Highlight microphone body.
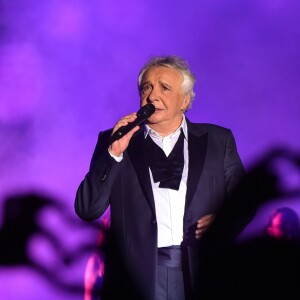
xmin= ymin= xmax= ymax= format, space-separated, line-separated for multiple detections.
xmin=109 ymin=103 xmax=155 ymax=145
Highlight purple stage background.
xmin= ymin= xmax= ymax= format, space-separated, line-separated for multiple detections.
xmin=0 ymin=0 xmax=299 ymax=299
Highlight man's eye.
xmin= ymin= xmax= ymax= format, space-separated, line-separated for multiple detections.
xmin=162 ymin=85 xmax=169 ymax=91
xmin=142 ymin=84 xmax=151 ymax=94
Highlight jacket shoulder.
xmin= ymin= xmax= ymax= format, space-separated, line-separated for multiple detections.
xmin=195 ymin=123 xmax=230 ymax=132
xmin=187 ymin=119 xmax=232 ymax=137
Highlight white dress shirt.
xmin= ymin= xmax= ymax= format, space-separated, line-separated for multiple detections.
xmin=144 ymin=116 xmax=189 ymax=248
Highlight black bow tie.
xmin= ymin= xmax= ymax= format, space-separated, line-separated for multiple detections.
xmin=144 ymin=131 xmax=184 ymax=191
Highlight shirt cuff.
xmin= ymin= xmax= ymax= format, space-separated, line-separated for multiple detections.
xmin=108 ymin=149 xmax=123 ymax=162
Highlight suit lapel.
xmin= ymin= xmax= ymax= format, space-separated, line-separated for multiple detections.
xmin=185 ymin=120 xmax=208 ymax=210
xmin=127 ymin=130 xmax=156 ymax=215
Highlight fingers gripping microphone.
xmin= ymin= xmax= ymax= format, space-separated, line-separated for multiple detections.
xmin=109 ymin=103 xmax=155 ymax=145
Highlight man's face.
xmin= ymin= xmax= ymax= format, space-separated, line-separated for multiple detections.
xmin=140 ymin=66 xmax=190 ymax=128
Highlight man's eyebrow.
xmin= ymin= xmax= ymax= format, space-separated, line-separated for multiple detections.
xmin=141 ymin=80 xmax=152 ymax=86
xmin=159 ymin=80 xmax=172 ymax=88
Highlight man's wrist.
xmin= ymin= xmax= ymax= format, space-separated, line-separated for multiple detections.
xmin=108 ymin=148 xmax=123 ymax=162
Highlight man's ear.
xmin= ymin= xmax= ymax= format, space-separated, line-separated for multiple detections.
xmin=181 ymin=95 xmax=191 ymax=111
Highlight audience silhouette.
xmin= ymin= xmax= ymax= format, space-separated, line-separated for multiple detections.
xmin=264 ymin=206 xmax=300 ymax=241
xmin=0 ymin=191 xmax=105 ymax=296
xmin=84 ymin=209 xmax=110 ymax=300
xmin=193 ymin=146 xmax=300 ymax=299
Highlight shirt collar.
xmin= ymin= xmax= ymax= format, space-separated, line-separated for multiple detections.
xmin=144 ymin=114 xmax=188 ymax=140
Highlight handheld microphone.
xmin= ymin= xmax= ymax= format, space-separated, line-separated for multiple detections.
xmin=109 ymin=103 xmax=155 ymax=145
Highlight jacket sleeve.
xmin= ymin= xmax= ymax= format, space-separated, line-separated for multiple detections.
xmin=222 ymin=129 xmax=256 ymax=237
xmin=223 ymin=129 xmax=246 ymax=197
xmin=74 ymin=130 xmax=120 ymax=221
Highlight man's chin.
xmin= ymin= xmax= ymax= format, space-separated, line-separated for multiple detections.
xmin=147 ymin=115 xmax=162 ymax=125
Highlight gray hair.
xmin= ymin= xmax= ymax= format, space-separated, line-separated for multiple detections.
xmin=138 ymin=55 xmax=196 ymax=111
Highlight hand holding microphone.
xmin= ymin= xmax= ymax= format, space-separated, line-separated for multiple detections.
xmin=109 ymin=103 xmax=155 ymax=155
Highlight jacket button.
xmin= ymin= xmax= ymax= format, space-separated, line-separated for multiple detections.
xmin=152 ymin=219 xmax=157 ymax=224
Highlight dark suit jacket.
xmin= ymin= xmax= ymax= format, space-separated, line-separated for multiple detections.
xmin=75 ymin=118 xmax=245 ymax=300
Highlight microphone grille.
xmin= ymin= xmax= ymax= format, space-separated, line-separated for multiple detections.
xmin=138 ymin=103 xmax=155 ymax=117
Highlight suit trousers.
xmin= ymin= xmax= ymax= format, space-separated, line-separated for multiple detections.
xmin=156 ymin=246 xmax=185 ymax=300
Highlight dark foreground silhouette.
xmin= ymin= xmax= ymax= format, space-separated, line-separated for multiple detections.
xmin=0 ymin=191 xmax=107 ymax=296
xmin=194 ymin=146 xmax=300 ymax=299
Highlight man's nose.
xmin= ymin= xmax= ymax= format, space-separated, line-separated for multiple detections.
xmin=147 ymin=87 xmax=159 ymax=102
